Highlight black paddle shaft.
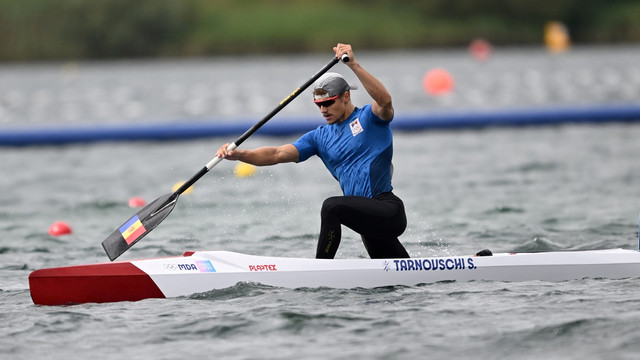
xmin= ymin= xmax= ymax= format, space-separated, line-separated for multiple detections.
xmin=102 ymin=54 xmax=347 ymax=261
xmin=175 ymin=54 xmax=348 ymax=195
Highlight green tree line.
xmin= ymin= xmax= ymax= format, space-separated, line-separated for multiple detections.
xmin=1 ymin=0 xmax=639 ymax=61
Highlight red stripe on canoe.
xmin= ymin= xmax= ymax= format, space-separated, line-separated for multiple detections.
xmin=29 ymin=262 xmax=165 ymax=305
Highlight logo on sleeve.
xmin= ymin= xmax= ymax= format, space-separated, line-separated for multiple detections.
xmin=350 ymin=118 xmax=363 ymax=136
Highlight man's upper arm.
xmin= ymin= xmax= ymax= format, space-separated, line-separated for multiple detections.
xmin=276 ymin=144 xmax=300 ymax=163
xmin=372 ymin=101 xmax=394 ymax=121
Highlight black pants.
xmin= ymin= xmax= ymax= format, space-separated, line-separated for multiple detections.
xmin=316 ymin=192 xmax=410 ymax=259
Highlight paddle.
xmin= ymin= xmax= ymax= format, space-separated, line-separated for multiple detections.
xmin=102 ymin=54 xmax=349 ymax=261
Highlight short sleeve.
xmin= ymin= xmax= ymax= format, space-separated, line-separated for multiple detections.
xmin=292 ymin=131 xmax=317 ymax=162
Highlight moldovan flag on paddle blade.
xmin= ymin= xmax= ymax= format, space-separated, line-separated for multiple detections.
xmin=119 ymin=215 xmax=146 ymax=245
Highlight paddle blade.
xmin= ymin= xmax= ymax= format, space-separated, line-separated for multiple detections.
xmin=102 ymin=192 xmax=179 ymax=261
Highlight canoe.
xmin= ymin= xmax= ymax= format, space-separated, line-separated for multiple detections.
xmin=29 ymin=248 xmax=640 ymax=305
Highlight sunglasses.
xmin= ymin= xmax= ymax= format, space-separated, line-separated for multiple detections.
xmin=314 ymin=93 xmax=341 ymax=108
xmin=315 ymin=98 xmax=336 ymax=108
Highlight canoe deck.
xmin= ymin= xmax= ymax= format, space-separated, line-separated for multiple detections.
xmin=29 ymin=248 xmax=640 ymax=306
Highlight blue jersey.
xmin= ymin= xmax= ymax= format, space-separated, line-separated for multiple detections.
xmin=293 ymin=105 xmax=394 ymax=197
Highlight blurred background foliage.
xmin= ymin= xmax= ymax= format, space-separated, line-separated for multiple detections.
xmin=1 ymin=0 xmax=640 ymax=61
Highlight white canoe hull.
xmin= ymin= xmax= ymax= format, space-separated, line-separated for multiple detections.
xmin=29 ymin=248 xmax=640 ymax=305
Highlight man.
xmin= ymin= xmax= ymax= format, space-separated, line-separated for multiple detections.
xmin=216 ymin=43 xmax=410 ymax=259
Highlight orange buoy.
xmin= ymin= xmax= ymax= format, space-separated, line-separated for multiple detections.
xmin=545 ymin=21 xmax=570 ymax=53
xmin=422 ymin=68 xmax=454 ymax=96
xmin=128 ymin=197 xmax=147 ymax=208
xmin=48 ymin=221 xmax=72 ymax=236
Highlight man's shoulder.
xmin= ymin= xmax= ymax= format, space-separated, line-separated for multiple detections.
xmin=355 ymin=104 xmax=390 ymax=125
xmin=355 ymin=104 xmax=372 ymax=115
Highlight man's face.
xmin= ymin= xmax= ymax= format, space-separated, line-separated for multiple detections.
xmin=315 ymin=92 xmax=348 ymax=124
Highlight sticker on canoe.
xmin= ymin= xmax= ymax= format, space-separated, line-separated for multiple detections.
xmin=392 ymin=257 xmax=476 ymax=272
xmin=195 ymin=260 xmax=216 ymax=273
xmin=249 ymin=264 xmax=278 ymax=272
xmin=162 ymin=260 xmax=216 ymax=273
xmin=119 ymin=215 xmax=147 ymax=245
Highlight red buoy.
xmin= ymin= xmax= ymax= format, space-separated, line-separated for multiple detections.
xmin=469 ymin=38 xmax=492 ymax=61
xmin=128 ymin=197 xmax=147 ymax=208
xmin=48 ymin=221 xmax=72 ymax=236
xmin=422 ymin=68 xmax=454 ymax=96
